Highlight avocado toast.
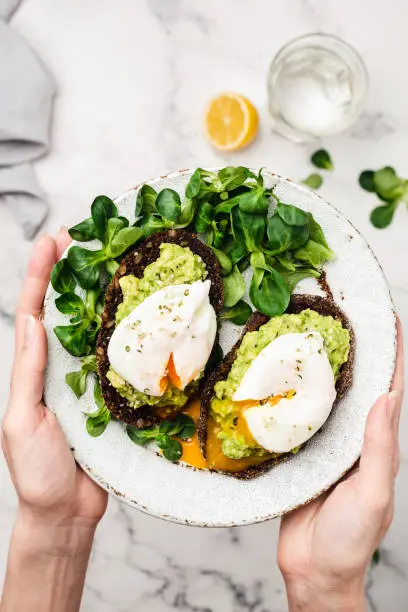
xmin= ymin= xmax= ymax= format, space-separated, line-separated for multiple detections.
xmin=198 ymin=294 xmax=355 ymax=479
xmin=96 ymin=229 xmax=224 ymax=428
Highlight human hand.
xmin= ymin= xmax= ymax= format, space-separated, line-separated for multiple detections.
xmin=278 ymin=319 xmax=404 ymax=612
xmin=2 ymin=231 xmax=108 ymax=534
xmin=1 ymin=231 xmax=108 ymax=611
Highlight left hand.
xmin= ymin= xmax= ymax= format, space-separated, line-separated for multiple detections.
xmin=2 ymin=230 xmax=108 ymax=531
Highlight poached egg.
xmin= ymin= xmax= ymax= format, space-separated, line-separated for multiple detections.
xmin=108 ymin=280 xmax=216 ymax=396
xmin=233 ymin=332 xmax=336 ymax=453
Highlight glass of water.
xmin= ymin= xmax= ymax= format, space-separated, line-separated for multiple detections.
xmin=267 ymin=33 xmax=369 ymax=142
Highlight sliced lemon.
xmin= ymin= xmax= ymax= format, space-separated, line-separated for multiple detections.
xmin=204 ymin=93 xmax=259 ymax=151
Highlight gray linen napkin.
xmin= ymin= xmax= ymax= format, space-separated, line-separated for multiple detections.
xmin=0 ymin=1 xmax=55 ymax=238
xmin=0 ymin=0 xmax=21 ymax=20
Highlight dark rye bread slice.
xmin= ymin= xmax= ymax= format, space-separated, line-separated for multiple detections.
xmin=96 ymin=229 xmax=224 ymax=428
xmin=198 ymin=294 xmax=355 ymax=480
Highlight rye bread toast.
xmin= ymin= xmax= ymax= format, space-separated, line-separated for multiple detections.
xmin=198 ymin=294 xmax=355 ymax=480
xmin=96 ymin=229 xmax=224 ymax=427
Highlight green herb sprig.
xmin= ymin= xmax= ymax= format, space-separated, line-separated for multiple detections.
xmin=302 ymin=173 xmax=323 ymax=190
xmin=311 ymin=149 xmax=334 ymax=171
xmin=301 ymin=149 xmax=335 ymax=191
xmin=67 ymin=195 xmax=144 ymax=289
xmin=371 ymin=548 xmax=381 ymax=566
xmin=219 ymin=300 xmax=252 ymax=325
xmin=51 ymin=272 xmax=103 ymax=357
xmin=359 ymin=166 xmax=408 ymax=228
xmin=65 ymin=355 xmax=97 ymax=398
xmin=127 ymin=414 xmax=195 ymax=462
xmin=84 ymin=379 xmax=111 ymax=437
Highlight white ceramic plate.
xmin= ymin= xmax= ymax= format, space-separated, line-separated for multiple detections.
xmin=43 ymin=169 xmax=396 ymax=527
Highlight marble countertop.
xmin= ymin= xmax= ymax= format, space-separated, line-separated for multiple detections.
xmin=1 ymin=0 xmax=408 ymax=610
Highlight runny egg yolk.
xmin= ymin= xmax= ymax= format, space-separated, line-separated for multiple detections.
xmin=237 ymin=390 xmax=296 ymax=424
xmin=179 ymin=399 xmax=208 ymax=469
xmin=159 ymin=353 xmax=185 ymax=393
xmin=205 ymin=391 xmax=297 ymax=472
xmin=179 ymin=393 xmax=297 ymax=473
xmin=179 ymin=400 xmax=266 ymax=472
xmin=167 ymin=353 xmax=184 ymax=389
xmin=234 ymin=392 xmax=295 ymax=441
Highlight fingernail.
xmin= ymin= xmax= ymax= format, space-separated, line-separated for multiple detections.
xmin=24 ymin=315 xmax=36 ymax=348
xmin=59 ymin=225 xmax=68 ymax=232
xmin=387 ymin=390 xmax=402 ymax=430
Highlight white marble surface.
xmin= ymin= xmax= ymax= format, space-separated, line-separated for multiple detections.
xmin=1 ymin=0 xmax=408 ymax=609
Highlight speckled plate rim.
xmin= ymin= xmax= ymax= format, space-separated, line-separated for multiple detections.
xmin=43 ymin=169 xmax=397 ymax=527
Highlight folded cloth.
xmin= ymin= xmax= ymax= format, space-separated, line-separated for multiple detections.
xmin=0 ymin=164 xmax=47 ymax=239
xmin=0 ymin=0 xmax=21 ymax=20
xmin=0 ymin=4 xmax=55 ymax=237
xmin=0 ymin=22 xmax=55 ymax=165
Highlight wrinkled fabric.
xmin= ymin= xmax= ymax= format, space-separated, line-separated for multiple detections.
xmin=0 ymin=1 xmax=55 ymax=238
xmin=0 ymin=0 xmax=21 ymax=20
xmin=0 ymin=164 xmax=47 ymax=238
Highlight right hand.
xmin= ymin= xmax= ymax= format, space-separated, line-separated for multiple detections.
xmin=278 ymin=318 xmax=404 ymax=611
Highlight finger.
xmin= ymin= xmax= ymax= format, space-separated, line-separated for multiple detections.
xmin=359 ymin=393 xmax=399 ymax=505
xmin=391 ymin=317 xmax=404 ymax=474
xmin=56 ymin=226 xmax=72 ymax=260
xmin=9 ymin=316 xmax=47 ymax=418
xmin=392 ymin=317 xmax=404 ymax=393
xmin=15 ymin=235 xmax=56 ymax=351
xmin=17 ymin=235 xmax=56 ymax=316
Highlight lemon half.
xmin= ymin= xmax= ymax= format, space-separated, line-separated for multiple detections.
xmin=204 ymin=93 xmax=259 ymax=151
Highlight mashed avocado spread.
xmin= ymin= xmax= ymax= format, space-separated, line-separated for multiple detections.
xmin=115 ymin=243 xmax=207 ymax=324
xmin=107 ymin=243 xmax=207 ymax=410
xmin=211 ymin=310 xmax=350 ymax=460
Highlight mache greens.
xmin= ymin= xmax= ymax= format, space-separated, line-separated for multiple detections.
xmin=359 ymin=166 xmax=408 ymax=228
xmin=127 ymin=413 xmax=195 ymax=462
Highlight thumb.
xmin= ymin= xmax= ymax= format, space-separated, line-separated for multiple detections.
xmin=9 ymin=315 xmax=47 ymax=418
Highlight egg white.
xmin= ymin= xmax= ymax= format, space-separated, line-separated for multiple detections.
xmin=108 ymin=280 xmax=216 ymax=396
xmin=233 ymin=332 xmax=337 ymax=453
